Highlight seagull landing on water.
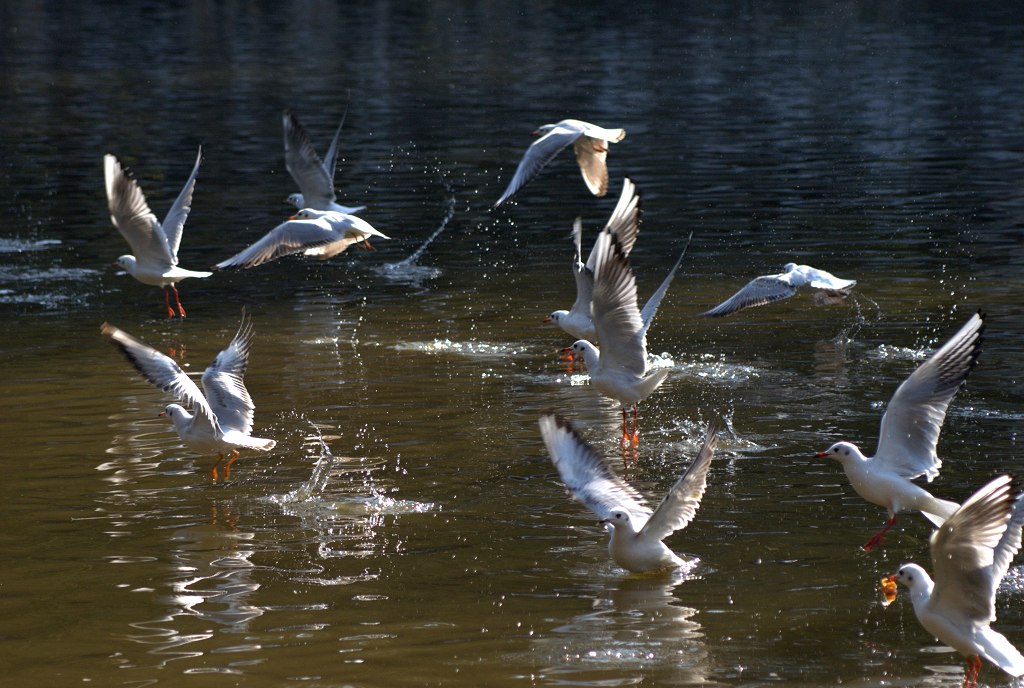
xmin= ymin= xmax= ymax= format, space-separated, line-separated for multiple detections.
xmin=101 ymin=311 xmax=276 ymax=480
xmin=885 ymin=474 xmax=1024 ymax=687
xmin=816 ymin=311 xmax=984 ymax=550
xmin=563 ymin=228 xmax=690 ymax=446
xmin=104 ymin=148 xmax=211 ymax=318
xmin=282 ymin=109 xmax=366 ymax=215
xmin=702 ymin=263 xmax=856 ymax=317
xmin=545 ymin=177 xmax=641 ymax=343
xmin=494 ymin=119 xmax=625 ymax=207
xmin=213 ymin=208 xmax=390 ymax=271
xmin=539 ymin=413 xmax=719 ymax=573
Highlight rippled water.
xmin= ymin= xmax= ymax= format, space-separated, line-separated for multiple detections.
xmin=2 ymin=2 xmax=1024 ymax=686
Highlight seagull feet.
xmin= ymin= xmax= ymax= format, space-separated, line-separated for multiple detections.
xmin=963 ymin=655 xmax=981 ymax=688
xmin=862 ymin=517 xmax=897 ymax=551
xmin=222 ymin=450 xmax=239 ymax=480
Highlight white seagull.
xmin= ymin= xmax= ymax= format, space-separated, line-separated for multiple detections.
xmin=545 ymin=177 xmax=641 ymax=342
xmin=101 ymin=311 xmax=277 ymax=479
xmin=104 ymin=148 xmax=211 ymax=318
xmin=816 ymin=311 xmax=984 ymax=550
xmin=283 ymin=109 xmax=366 ymax=215
xmin=494 ymin=119 xmax=625 ymax=207
xmin=213 ymin=208 xmax=391 ymax=271
xmin=702 ymin=263 xmax=856 ymax=317
xmin=887 ymin=474 xmax=1024 ymax=687
xmin=565 ymin=229 xmax=688 ymax=445
xmin=539 ymin=413 xmax=718 ymax=572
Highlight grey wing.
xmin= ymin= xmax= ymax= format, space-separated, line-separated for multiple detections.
xmin=213 ymin=218 xmax=338 ymax=270
xmin=569 ymin=218 xmax=594 ymax=314
xmin=641 ymin=422 xmax=719 ymax=541
xmin=640 ymin=232 xmax=692 ymax=337
xmin=322 ymin=108 xmax=347 ymax=188
xmin=539 ymin=413 xmax=651 ymax=523
xmin=283 ymin=109 xmax=335 ymax=207
xmin=584 ymin=177 xmax=640 ymax=273
xmin=100 ymin=322 xmax=218 ymax=433
xmin=876 ymin=312 xmax=984 ymax=480
xmin=103 ymin=155 xmax=174 ymax=266
xmin=573 ymin=134 xmax=610 ymax=197
xmin=201 ymin=311 xmax=256 ymax=435
xmin=991 ymin=481 xmax=1024 ymax=596
xmin=161 ymin=146 xmax=202 ymax=260
xmin=702 ymin=274 xmax=797 ymax=317
xmin=494 ymin=123 xmax=582 ymax=207
xmin=930 ymin=475 xmax=1018 ymax=624
xmin=796 ymin=265 xmax=857 ymax=291
xmin=590 ymin=231 xmax=647 ymax=375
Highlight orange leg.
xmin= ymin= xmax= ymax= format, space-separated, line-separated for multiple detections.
xmin=222 ymin=449 xmax=240 ymax=479
xmin=631 ymin=405 xmax=639 ymax=446
xmin=211 ymin=454 xmax=223 ymax=481
xmin=962 ymin=655 xmax=981 ymax=688
xmin=163 ymin=287 xmax=176 ymax=318
xmin=169 ymin=283 xmax=186 ymax=317
xmin=620 ymin=408 xmax=630 ymax=445
xmin=863 ymin=515 xmax=897 ymax=551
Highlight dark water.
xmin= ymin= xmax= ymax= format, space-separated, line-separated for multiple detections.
xmin=2 ymin=2 xmax=1024 ymax=686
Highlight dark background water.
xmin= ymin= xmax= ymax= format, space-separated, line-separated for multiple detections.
xmin=2 ymin=1 xmax=1024 ymax=686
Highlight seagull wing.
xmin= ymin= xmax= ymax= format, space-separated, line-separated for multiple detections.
xmin=590 ymin=230 xmax=647 ymax=376
xmin=283 ymin=109 xmax=335 ymax=208
xmin=322 ymin=108 xmax=347 ymax=188
xmin=640 ymin=232 xmax=692 ymax=337
xmin=641 ymin=422 xmax=719 ymax=541
xmin=585 ymin=177 xmax=640 ymax=273
xmin=930 ymin=475 xmax=1020 ymax=624
xmin=100 ymin=322 xmax=218 ymax=434
xmin=701 ymin=274 xmax=797 ymax=317
xmin=201 ymin=311 xmax=256 ymax=435
xmin=161 ymin=146 xmax=202 ymax=260
xmin=213 ymin=217 xmax=339 ymax=270
xmin=875 ymin=312 xmax=984 ymax=480
xmin=104 ymin=155 xmax=174 ymax=267
xmin=539 ymin=413 xmax=652 ymax=523
xmin=494 ymin=121 xmax=584 ymax=207
xmin=568 ymin=218 xmax=594 ymax=315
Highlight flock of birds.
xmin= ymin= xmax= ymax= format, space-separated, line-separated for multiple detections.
xmin=98 ymin=114 xmax=1020 ymax=686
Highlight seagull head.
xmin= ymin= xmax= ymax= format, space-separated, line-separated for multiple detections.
xmin=893 ymin=563 xmax=933 ymax=597
xmin=285 ymin=193 xmax=304 ymax=208
xmin=600 ymin=509 xmax=637 ymax=533
xmin=290 ymin=208 xmax=328 ymax=221
xmin=782 ymin=262 xmax=798 ymax=273
xmin=545 ymin=310 xmax=567 ymax=325
xmin=533 ymin=124 xmax=557 ymax=137
xmin=815 ymin=441 xmax=862 ymax=463
xmin=113 ymin=255 xmax=136 ymax=275
xmin=158 ymin=403 xmax=192 ymax=433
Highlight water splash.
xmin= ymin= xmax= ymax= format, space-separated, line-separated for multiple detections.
xmin=376 ymin=176 xmax=456 ymax=284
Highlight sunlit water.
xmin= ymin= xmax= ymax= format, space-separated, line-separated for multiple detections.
xmin=2 ymin=2 xmax=1024 ymax=687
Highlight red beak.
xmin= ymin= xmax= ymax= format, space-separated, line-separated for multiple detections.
xmin=814 ymin=451 xmax=829 ymax=458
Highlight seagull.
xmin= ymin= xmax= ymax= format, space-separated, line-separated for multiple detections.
xmin=283 ymin=108 xmax=366 ymax=215
xmin=545 ymin=177 xmax=641 ymax=342
xmin=816 ymin=311 xmax=984 ymax=550
xmin=101 ymin=311 xmax=277 ymax=479
xmin=494 ymin=119 xmax=625 ymax=207
xmin=702 ymin=263 xmax=856 ymax=317
xmin=539 ymin=413 xmax=718 ymax=572
xmin=213 ymin=208 xmax=391 ymax=271
xmin=104 ymin=148 xmax=211 ymax=318
xmin=887 ymin=474 xmax=1024 ymax=687
xmin=564 ymin=229 xmax=688 ymax=445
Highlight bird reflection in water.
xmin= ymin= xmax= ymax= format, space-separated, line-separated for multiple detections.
xmin=531 ymin=571 xmax=708 ymax=684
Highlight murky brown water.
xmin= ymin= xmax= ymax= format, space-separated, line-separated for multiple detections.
xmin=2 ymin=2 xmax=1024 ymax=686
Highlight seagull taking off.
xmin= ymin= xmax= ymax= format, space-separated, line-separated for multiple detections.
xmin=494 ymin=119 xmax=625 ymax=207
xmin=702 ymin=263 xmax=856 ymax=317
xmin=283 ymin=109 xmax=366 ymax=215
xmin=540 ymin=413 xmax=719 ymax=573
xmin=816 ymin=311 xmax=984 ymax=550
xmin=887 ymin=474 xmax=1024 ymax=687
xmin=104 ymin=148 xmax=211 ymax=318
xmin=213 ymin=208 xmax=390 ymax=271
xmin=101 ymin=311 xmax=277 ymax=479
